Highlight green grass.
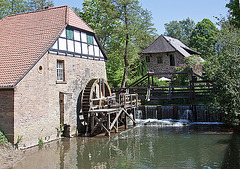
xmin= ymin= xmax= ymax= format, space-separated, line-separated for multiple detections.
xmin=0 ymin=130 xmax=8 ymax=145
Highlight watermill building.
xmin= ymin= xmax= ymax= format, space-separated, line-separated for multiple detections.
xmin=0 ymin=6 xmax=108 ymax=148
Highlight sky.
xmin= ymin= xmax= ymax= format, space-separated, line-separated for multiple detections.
xmin=53 ymin=0 xmax=229 ymax=35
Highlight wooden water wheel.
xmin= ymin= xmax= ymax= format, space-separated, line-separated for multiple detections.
xmin=81 ymin=78 xmax=112 ymax=122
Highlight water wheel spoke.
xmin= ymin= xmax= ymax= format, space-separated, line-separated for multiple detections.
xmin=82 ymin=78 xmax=112 ymax=135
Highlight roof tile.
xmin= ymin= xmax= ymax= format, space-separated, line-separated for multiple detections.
xmin=142 ymin=35 xmax=200 ymax=57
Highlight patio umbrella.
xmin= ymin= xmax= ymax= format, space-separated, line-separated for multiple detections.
xmin=159 ymin=77 xmax=171 ymax=81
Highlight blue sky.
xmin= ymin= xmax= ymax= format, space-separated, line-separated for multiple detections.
xmin=53 ymin=0 xmax=229 ymax=34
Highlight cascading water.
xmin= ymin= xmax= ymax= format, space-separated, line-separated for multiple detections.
xmin=134 ymin=105 xmax=224 ymax=126
xmin=178 ymin=109 xmax=193 ymax=123
xmin=136 ymin=110 xmax=142 ymax=119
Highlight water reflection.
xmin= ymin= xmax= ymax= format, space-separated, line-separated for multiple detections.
xmin=11 ymin=126 xmax=234 ymax=169
xmin=221 ymin=132 xmax=240 ymax=168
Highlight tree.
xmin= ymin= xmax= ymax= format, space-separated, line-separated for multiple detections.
xmin=204 ymin=22 xmax=240 ymax=125
xmin=28 ymin=0 xmax=54 ymax=11
xmin=0 ymin=0 xmax=52 ymax=19
xmin=164 ymin=18 xmax=195 ymax=46
xmin=0 ymin=0 xmax=9 ymax=19
xmin=189 ymin=18 xmax=218 ymax=59
xmin=78 ymin=0 xmax=157 ymax=87
xmin=226 ymin=0 xmax=240 ymax=28
xmin=0 ymin=0 xmax=28 ymax=19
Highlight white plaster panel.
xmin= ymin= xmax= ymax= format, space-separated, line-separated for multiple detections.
xmin=67 ymin=40 xmax=74 ymax=52
xmin=89 ymin=45 xmax=94 ymax=56
xmin=52 ymin=41 xmax=58 ymax=49
xmin=94 ymin=46 xmax=100 ymax=56
xmin=60 ymin=28 xmax=66 ymax=37
xmin=100 ymin=50 xmax=103 ymax=57
xmin=81 ymin=32 xmax=87 ymax=42
xmin=75 ymin=41 xmax=81 ymax=54
xmin=59 ymin=38 xmax=66 ymax=51
xmin=74 ymin=30 xmax=80 ymax=41
xmin=82 ymin=43 xmax=88 ymax=55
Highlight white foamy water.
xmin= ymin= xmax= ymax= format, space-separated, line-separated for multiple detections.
xmin=129 ymin=118 xmax=224 ymax=127
xmin=134 ymin=118 xmax=188 ymax=127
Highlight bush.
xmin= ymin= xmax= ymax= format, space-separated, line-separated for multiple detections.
xmin=173 ymin=64 xmax=189 ymax=85
xmin=173 ymin=55 xmax=203 ymax=86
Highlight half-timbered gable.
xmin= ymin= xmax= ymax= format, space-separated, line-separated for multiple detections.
xmin=50 ymin=27 xmax=105 ymax=61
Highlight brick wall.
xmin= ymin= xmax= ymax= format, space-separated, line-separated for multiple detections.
xmin=14 ymin=53 xmax=107 ymax=148
xmin=0 ymin=89 xmax=14 ymax=143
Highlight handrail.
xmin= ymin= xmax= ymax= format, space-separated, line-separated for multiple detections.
xmin=113 ymin=71 xmax=215 ymax=102
xmin=117 ymin=73 xmax=150 ymax=93
xmin=192 ymin=72 xmax=215 ymax=86
xmin=128 ymin=73 xmax=149 ymax=88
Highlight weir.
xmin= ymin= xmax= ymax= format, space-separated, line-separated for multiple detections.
xmin=111 ymin=69 xmax=222 ymax=125
xmin=134 ymin=105 xmax=223 ymax=126
xmin=138 ymin=105 xmax=222 ymax=122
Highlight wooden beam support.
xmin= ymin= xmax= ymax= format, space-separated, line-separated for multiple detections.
xmin=109 ymin=109 xmax=123 ymax=131
xmin=123 ymin=109 xmax=137 ymax=124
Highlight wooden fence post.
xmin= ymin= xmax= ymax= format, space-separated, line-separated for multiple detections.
xmin=157 ymin=105 xmax=162 ymax=120
xmin=173 ymin=105 xmax=178 ymax=119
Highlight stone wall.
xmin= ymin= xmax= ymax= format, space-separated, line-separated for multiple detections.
xmin=143 ymin=52 xmax=184 ymax=78
xmin=0 ymin=89 xmax=14 ymax=143
xmin=14 ymin=53 xmax=107 ymax=148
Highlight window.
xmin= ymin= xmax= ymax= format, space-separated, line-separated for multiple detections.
xmin=169 ymin=54 xmax=175 ymax=66
xmin=146 ymin=55 xmax=150 ymax=62
xmin=57 ymin=60 xmax=65 ymax=81
xmin=87 ymin=34 xmax=93 ymax=45
xmin=157 ymin=56 xmax=163 ymax=64
xmin=66 ymin=28 xmax=73 ymax=40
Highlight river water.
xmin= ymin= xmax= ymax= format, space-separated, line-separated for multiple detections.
xmin=10 ymin=124 xmax=240 ymax=169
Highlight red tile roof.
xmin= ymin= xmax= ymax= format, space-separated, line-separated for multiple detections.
xmin=0 ymin=6 xmax=94 ymax=88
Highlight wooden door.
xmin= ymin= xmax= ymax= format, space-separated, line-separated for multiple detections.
xmin=59 ymin=92 xmax=64 ymax=125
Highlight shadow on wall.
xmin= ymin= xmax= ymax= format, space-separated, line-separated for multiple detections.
xmin=76 ymin=91 xmax=85 ymax=134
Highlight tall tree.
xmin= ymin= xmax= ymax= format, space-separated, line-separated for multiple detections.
xmin=78 ymin=0 xmax=157 ymax=87
xmin=164 ymin=18 xmax=195 ymax=46
xmin=205 ymin=22 xmax=240 ymax=125
xmin=189 ymin=18 xmax=218 ymax=59
xmin=28 ymin=0 xmax=54 ymax=11
xmin=226 ymin=0 xmax=240 ymax=28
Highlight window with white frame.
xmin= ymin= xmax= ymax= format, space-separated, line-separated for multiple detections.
xmin=57 ymin=60 xmax=65 ymax=81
